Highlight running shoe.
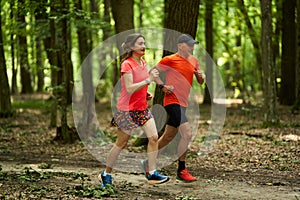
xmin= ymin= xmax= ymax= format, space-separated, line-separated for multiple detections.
xmin=176 ymin=169 xmax=197 ymax=182
xmin=146 ymin=170 xmax=169 ymax=185
xmin=140 ymin=160 xmax=149 ymax=177
xmin=98 ymin=170 xmax=113 ymax=187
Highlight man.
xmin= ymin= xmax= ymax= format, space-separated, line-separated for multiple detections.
xmin=142 ymin=34 xmax=205 ymax=182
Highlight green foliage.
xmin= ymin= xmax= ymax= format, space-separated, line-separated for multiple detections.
xmin=12 ymin=99 xmax=51 ymax=110
xmin=65 ymin=180 xmax=116 ymax=198
xmin=0 ymin=167 xmax=52 ymax=182
xmin=176 ymin=194 xmax=197 ymax=200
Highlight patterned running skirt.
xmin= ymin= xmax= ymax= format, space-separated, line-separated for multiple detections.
xmin=111 ymin=109 xmax=153 ymax=132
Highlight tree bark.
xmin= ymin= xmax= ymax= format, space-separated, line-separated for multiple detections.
xmin=154 ymin=0 xmax=200 ymax=106
xmin=260 ymin=0 xmax=279 ymax=126
xmin=0 ymin=3 xmax=13 ymax=117
xmin=280 ymin=0 xmax=296 ymax=105
xmin=10 ymin=1 xmax=18 ymax=95
xmin=111 ymin=0 xmax=134 ymax=84
xmin=292 ymin=0 xmax=300 ymax=112
xmin=203 ymin=0 xmax=213 ymax=104
xmin=237 ymin=0 xmax=262 ymax=85
xmin=17 ymin=0 xmax=33 ymax=94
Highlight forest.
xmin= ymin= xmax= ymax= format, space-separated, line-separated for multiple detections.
xmin=0 ymin=0 xmax=299 ymax=199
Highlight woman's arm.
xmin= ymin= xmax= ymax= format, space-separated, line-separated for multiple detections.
xmin=123 ymin=69 xmax=159 ymax=94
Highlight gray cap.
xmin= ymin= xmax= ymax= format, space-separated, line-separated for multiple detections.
xmin=177 ymin=34 xmax=199 ymax=45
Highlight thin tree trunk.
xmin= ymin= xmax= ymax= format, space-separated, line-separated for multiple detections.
xmin=237 ymin=0 xmax=262 ymax=85
xmin=10 ymin=0 xmax=17 ymax=95
xmin=17 ymin=0 xmax=33 ymax=94
xmin=111 ymin=0 xmax=134 ymax=85
xmin=0 ymin=3 xmax=13 ymax=117
xmin=49 ymin=0 xmax=61 ymax=128
xmin=273 ymin=0 xmax=282 ymax=97
xmin=203 ymin=0 xmax=213 ymax=104
xmin=260 ymin=0 xmax=279 ymax=126
xmin=280 ymin=0 xmax=296 ymax=105
xmin=36 ymin=38 xmax=44 ymax=92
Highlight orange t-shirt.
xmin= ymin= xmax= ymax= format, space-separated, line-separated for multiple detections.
xmin=158 ymin=54 xmax=200 ymax=107
xmin=117 ymin=57 xmax=149 ymax=111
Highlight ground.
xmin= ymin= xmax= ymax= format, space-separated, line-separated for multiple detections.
xmin=0 ymin=95 xmax=299 ymax=200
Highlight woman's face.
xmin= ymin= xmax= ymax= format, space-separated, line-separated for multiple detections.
xmin=132 ymin=37 xmax=146 ymax=56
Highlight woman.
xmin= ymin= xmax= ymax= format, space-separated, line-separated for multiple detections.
xmin=99 ymin=33 xmax=169 ymax=187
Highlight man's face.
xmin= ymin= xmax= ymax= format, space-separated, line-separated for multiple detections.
xmin=178 ymin=42 xmax=194 ymax=55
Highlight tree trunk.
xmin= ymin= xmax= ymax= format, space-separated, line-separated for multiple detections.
xmin=111 ymin=0 xmax=134 ymax=85
xmin=154 ymin=0 xmax=200 ymax=106
xmin=292 ymin=0 xmax=300 ymax=112
xmin=260 ymin=0 xmax=279 ymax=126
xmin=0 ymin=4 xmax=13 ymax=117
xmin=34 ymin=0 xmax=48 ymax=92
xmin=138 ymin=0 xmax=144 ymax=30
xmin=273 ymin=0 xmax=282 ymax=97
xmin=58 ymin=0 xmax=74 ymax=143
xmin=74 ymin=0 xmax=97 ymax=140
xmin=10 ymin=0 xmax=18 ymax=95
xmin=237 ymin=0 xmax=262 ymax=87
xmin=17 ymin=0 xmax=33 ymax=94
xmin=280 ymin=0 xmax=296 ymax=105
xmin=203 ymin=0 xmax=214 ymax=104
xmin=49 ymin=0 xmax=60 ymax=128
xmin=36 ymin=38 xmax=44 ymax=92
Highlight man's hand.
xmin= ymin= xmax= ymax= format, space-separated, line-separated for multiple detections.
xmin=162 ymin=85 xmax=174 ymax=94
xmin=194 ymin=70 xmax=205 ymax=84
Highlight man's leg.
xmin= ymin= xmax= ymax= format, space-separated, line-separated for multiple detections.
xmin=158 ymin=124 xmax=178 ymax=150
xmin=176 ymin=122 xmax=197 ymax=182
xmin=178 ymin=122 xmax=193 ymax=162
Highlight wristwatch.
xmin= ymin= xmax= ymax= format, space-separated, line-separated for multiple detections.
xmin=145 ymin=79 xmax=150 ymax=85
xmin=159 ymin=84 xmax=165 ymax=89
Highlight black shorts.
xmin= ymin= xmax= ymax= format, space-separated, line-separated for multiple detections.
xmin=165 ymin=104 xmax=188 ymax=128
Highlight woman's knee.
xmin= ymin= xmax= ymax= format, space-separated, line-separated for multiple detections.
xmin=148 ymin=134 xmax=158 ymax=144
xmin=115 ymin=139 xmax=129 ymax=149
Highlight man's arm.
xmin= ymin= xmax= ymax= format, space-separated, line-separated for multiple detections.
xmin=150 ymin=66 xmax=174 ymax=94
xmin=194 ymin=70 xmax=205 ymax=84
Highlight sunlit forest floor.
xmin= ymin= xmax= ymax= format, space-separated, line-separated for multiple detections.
xmin=0 ymin=94 xmax=299 ymax=199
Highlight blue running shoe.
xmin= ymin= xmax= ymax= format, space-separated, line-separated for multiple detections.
xmin=98 ymin=170 xmax=113 ymax=187
xmin=146 ymin=170 xmax=169 ymax=185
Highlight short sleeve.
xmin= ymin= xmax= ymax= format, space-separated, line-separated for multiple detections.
xmin=157 ymin=56 xmax=170 ymax=72
xmin=187 ymin=56 xmax=200 ymax=71
xmin=121 ymin=60 xmax=133 ymax=73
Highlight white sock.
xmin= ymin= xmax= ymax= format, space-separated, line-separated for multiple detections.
xmin=102 ymin=170 xmax=111 ymax=176
xmin=149 ymin=170 xmax=156 ymax=175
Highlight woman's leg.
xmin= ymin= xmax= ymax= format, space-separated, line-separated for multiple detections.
xmin=105 ymin=129 xmax=130 ymax=173
xmin=142 ymin=118 xmax=158 ymax=172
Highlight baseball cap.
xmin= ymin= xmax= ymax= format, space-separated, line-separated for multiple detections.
xmin=177 ymin=34 xmax=199 ymax=45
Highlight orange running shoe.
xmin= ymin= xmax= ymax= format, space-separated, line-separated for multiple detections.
xmin=176 ymin=169 xmax=197 ymax=182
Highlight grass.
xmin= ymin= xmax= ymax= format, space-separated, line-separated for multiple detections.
xmin=12 ymin=99 xmax=51 ymax=110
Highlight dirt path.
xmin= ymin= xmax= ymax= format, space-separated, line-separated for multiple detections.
xmin=0 ymin=101 xmax=300 ymax=199
xmin=1 ymin=160 xmax=299 ymax=200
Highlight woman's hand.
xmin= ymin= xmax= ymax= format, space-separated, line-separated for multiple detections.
xmin=149 ymin=69 xmax=159 ymax=82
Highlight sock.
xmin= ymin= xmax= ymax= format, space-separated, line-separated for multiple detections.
xmin=149 ymin=170 xmax=156 ymax=175
xmin=102 ymin=170 xmax=111 ymax=176
xmin=178 ymin=160 xmax=186 ymax=173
